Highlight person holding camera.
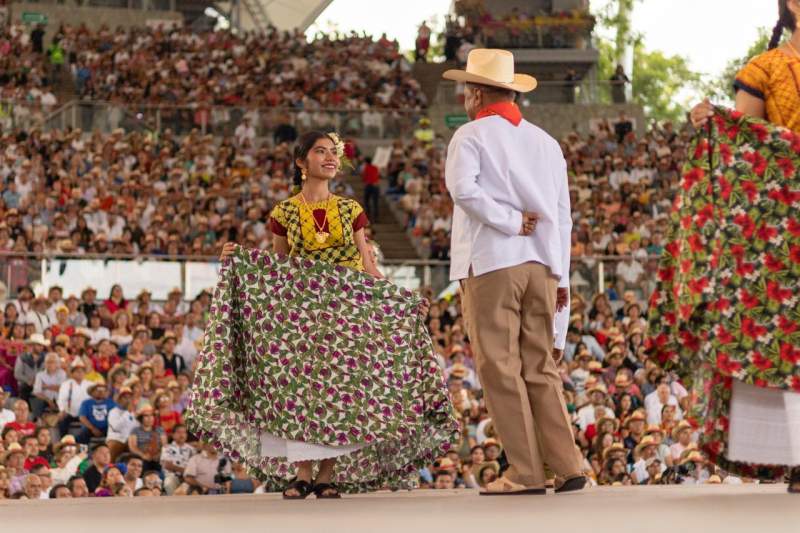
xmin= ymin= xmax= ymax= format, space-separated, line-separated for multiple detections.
xmin=183 ymin=441 xmax=231 ymax=495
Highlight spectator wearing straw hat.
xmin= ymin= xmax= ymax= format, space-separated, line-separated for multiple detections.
xmin=159 ymin=332 xmax=187 ymax=377
xmin=622 ymin=410 xmax=647 ymax=458
xmin=50 ymin=436 xmax=85 ymax=485
xmin=2 ymin=442 xmax=27 ymax=494
xmin=631 ymin=436 xmax=665 ymax=484
xmin=677 ymin=450 xmax=711 ymax=485
xmin=106 ymin=386 xmax=138 ymax=462
xmin=25 ymin=295 xmax=52 ymax=335
xmin=56 ymin=359 xmax=92 ymax=438
xmin=77 ymin=382 xmax=115 ymax=445
xmin=577 ymin=383 xmax=614 ymax=432
xmin=644 ymin=424 xmax=674 ymax=467
xmin=669 ymin=421 xmax=695 ymax=462
xmin=128 ymin=405 xmax=166 ymax=473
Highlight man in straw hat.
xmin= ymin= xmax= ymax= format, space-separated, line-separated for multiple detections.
xmin=444 ymin=49 xmax=583 ymax=495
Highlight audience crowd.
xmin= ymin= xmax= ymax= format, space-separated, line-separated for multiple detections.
xmin=449 ymin=0 xmax=595 ymax=51
xmin=0 ymin=23 xmax=59 ymax=129
xmin=0 ymin=125 xmax=369 ymax=258
xmin=3 ymin=23 xmax=425 ymax=111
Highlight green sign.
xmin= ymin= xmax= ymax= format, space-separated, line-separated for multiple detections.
xmin=21 ymin=12 xmax=47 ymax=24
xmin=445 ymin=113 xmax=469 ymax=129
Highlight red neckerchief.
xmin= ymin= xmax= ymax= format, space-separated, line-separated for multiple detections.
xmin=475 ymin=101 xmax=522 ymax=126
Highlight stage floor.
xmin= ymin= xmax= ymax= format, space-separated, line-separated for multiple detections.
xmin=3 ymin=484 xmax=798 ymax=533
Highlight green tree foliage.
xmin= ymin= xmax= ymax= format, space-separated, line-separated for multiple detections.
xmin=703 ymin=28 xmax=771 ymax=103
xmin=594 ymin=0 xmax=701 ymax=122
xmin=629 ymin=43 xmax=702 ymax=122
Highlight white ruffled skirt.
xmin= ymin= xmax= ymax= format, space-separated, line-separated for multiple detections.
xmin=259 ymin=431 xmax=367 ymax=463
xmin=728 ymin=380 xmax=800 ymax=466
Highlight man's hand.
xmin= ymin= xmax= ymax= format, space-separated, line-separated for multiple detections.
xmin=519 ymin=212 xmax=539 ymax=236
xmin=556 ymin=287 xmax=569 ymax=312
xmin=552 ymin=348 xmax=564 ymax=364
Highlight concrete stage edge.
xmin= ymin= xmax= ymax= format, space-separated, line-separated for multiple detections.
xmin=3 ymin=484 xmax=798 ymax=533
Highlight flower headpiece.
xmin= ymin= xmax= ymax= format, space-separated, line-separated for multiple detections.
xmin=328 ymin=132 xmax=353 ymax=171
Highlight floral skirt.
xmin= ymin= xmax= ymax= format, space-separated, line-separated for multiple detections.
xmin=646 ymin=109 xmax=800 ymax=479
xmin=184 ymin=247 xmax=459 ymax=492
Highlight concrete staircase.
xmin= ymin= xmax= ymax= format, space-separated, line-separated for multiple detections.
xmin=412 ymin=61 xmax=455 ymax=107
xmin=342 ymin=169 xmax=420 ymax=261
xmin=52 ymin=69 xmax=78 ymax=107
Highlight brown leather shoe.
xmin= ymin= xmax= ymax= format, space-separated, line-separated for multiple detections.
xmin=554 ymin=475 xmax=587 ymax=494
xmin=480 ymin=477 xmax=546 ymax=496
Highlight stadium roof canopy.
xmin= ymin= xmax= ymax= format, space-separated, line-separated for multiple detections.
xmin=248 ymin=0 xmax=334 ymax=31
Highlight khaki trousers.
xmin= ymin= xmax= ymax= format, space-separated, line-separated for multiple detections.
xmin=463 ymin=262 xmax=582 ymax=487
xmin=107 ymin=439 xmax=128 ymax=463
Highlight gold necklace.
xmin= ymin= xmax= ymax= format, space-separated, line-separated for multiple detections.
xmin=299 ymin=192 xmax=332 ymax=244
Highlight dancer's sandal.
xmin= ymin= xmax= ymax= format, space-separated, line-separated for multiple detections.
xmin=313 ymin=483 xmax=342 ymax=499
xmin=789 ymin=468 xmax=800 ymax=494
xmin=282 ymin=478 xmax=313 ymax=500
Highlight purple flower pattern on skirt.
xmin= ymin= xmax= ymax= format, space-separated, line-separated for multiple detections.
xmin=185 ymin=247 xmax=458 ymax=492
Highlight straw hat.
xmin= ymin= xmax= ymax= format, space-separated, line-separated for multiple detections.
xmin=53 ymin=435 xmax=78 ymax=454
xmin=602 ymin=442 xmax=626 ymax=461
xmin=671 ymin=420 xmax=693 ymax=441
xmin=623 ymin=410 xmax=647 ymax=428
xmin=634 ymin=435 xmax=659 ymax=456
xmin=482 ymin=438 xmax=502 ymax=451
xmin=644 ymin=424 xmax=664 ymax=437
xmin=25 ymin=333 xmax=48 ymax=346
xmin=1 ymin=442 xmax=25 ymax=463
xmin=586 ymin=383 xmax=608 ymax=397
xmin=136 ymin=405 xmax=155 ymax=419
xmin=680 ymin=451 xmax=706 ymax=465
xmin=442 ymin=49 xmax=537 ymax=93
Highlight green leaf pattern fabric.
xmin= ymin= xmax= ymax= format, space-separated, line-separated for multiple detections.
xmin=185 ymin=246 xmax=459 ymax=492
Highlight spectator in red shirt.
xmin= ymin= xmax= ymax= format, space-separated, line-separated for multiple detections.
xmin=49 ymin=306 xmax=76 ymax=339
xmin=21 ymin=435 xmax=49 ymax=471
xmin=104 ymin=284 xmax=129 ymax=315
xmin=91 ymin=340 xmax=121 ymax=375
xmin=362 ymin=156 xmax=381 ymax=223
xmin=6 ymin=400 xmax=36 ymax=437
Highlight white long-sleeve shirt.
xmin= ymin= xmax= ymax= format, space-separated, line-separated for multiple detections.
xmin=33 ymin=369 xmax=67 ymax=401
xmin=57 ymin=378 xmax=92 ymax=418
xmin=445 ymin=115 xmax=572 ymax=290
xmin=106 ymin=407 xmax=139 ymax=443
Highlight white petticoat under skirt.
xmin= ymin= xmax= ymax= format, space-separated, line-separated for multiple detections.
xmin=259 ymin=431 xmax=367 ymax=463
xmin=728 ymin=380 xmax=800 ymax=466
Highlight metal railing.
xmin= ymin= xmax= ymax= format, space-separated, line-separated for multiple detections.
xmin=435 ymin=80 xmax=627 ymax=107
xmin=0 ymin=100 xmax=53 ymax=132
xmin=0 ymin=252 xmax=659 ymax=305
xmin=40 ymin=100 xmax=424 ymax=139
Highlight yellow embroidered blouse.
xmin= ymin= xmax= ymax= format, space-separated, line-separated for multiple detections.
xmin=269 ymin=194 xmax=368 ymax=271
xmin=735 ymin=48 xmax=800 ymax=132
